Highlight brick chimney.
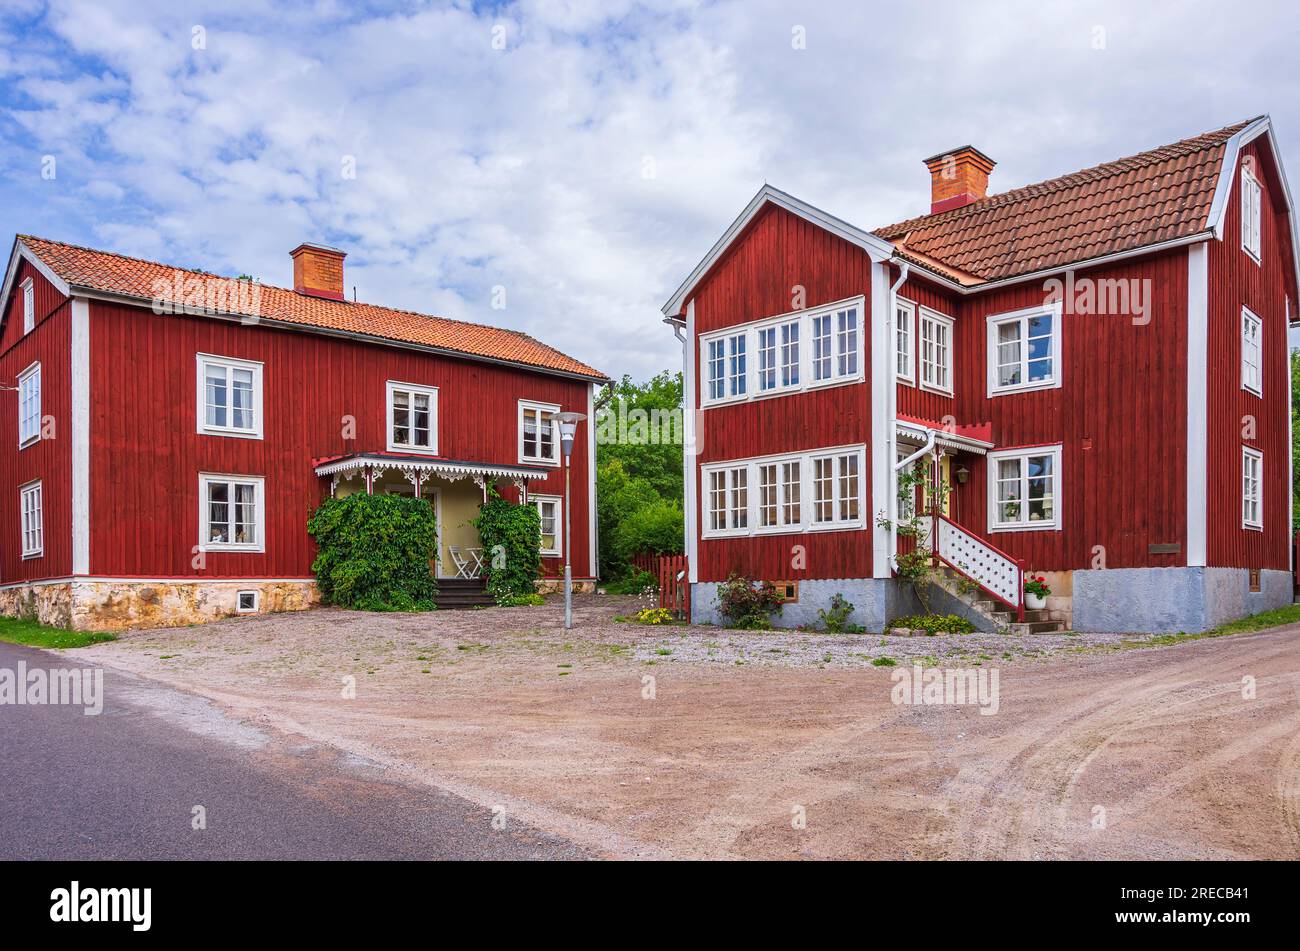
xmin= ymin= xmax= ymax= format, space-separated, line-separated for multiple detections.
xmin=290 ymin=243 xmax=346 ymax=301
xmin=922 ymin=146 xmax=996 ymax=214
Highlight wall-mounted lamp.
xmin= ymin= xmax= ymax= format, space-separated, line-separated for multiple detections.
xmin=955 ymin=464 xmax=970 ymax=485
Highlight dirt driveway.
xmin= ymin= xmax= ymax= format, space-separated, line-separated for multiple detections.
xmin=79 ymin=594 xmax=1300 ymax=860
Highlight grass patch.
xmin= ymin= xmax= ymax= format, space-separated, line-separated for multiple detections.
xmin=0 ymin=617 xmax=117 ymax=649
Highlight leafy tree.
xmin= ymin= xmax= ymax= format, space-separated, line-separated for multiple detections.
xmin=596 ymin=459 xmax=661 ymax=579
xmin=611 ymin=498 xmax=684 ymax=566
xmin=596 ymin=371 xmax=684 ymax=502
xmin=473 ymin=490 xmax=542 ymax=602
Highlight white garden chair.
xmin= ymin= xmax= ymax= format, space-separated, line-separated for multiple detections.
xmin=448 ymin=547 xmax=473 ymax=579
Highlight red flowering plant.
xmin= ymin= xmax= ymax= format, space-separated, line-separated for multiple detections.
xmin=1024 ymin=575 xmax=1051 ymax=597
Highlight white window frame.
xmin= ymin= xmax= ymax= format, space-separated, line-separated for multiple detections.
xmin=386 ymin=380 xmax=439 ymax=455
xmin=919 ymin=306 xmax=955 ymax=396
xmin=1242 ymin=446 xmax=1263 ymax=531
xmin=986 ymin=302 xmax=1063 ymax=397
xmin=987 ymin=445 xmax=1063 ymax=533
xmin=199 ymin=473 xmax=266 ymax=552
xmin=518 ymin=399 xmax=561 ymax=466
xmin=1241 ymin=165 xmax=1262 ymax=263
xmin=700 ymin=444 xmax=866 ymax=538
xmin=17 ymin=361 xmax=40 ymax=449
xmin=20 ymin=277 xmax=34 ymax=335
xmin=196 ymin=353 xmax=264 ymax=439
xmin=896 ymin=298 xmax=916 ymax=385
xmin=236 ymin=590 xmax=260 ymax=613
xmin=1241 ymin=305 xmax=1262 ymax=397
xmin=20 ymin=479 xmax=42 ymax=558
xmin=698 ymin=296 xmax=866 ymax=408
xmin=532 ymin=494 xmax=563 ymax=556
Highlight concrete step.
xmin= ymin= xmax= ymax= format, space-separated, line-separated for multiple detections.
xmin=1008 ymin=620 xmax=1067 ymax=635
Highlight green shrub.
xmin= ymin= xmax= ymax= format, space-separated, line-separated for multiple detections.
xmin=887 ymin=613 xmax=977 ymax=635
xmin=473 ymin=490 xmax=542 ymax=602
xmin=307 ymin=493 xmax=438 ymax=611
xmin=715 ymin=573 xmax=784 ymax=630
xmin=818 ymin=593 xmax=864 ymax=634
xmin=499 ymin=592 xmax=545 ymax=607
xmin=611 ymin=498 xmax=684 ymax=565
xmin=602 ymin=568 xmax=657 ymax=595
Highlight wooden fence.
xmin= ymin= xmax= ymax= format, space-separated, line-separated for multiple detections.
xmin=628 ymin=551 xmax=690 ymax=621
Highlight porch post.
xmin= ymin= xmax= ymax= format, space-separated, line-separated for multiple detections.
xmin=364 ymin=466 xmax=374 ymax=495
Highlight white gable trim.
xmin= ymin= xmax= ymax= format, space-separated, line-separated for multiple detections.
xmin=661 ymin=185 xmax=895 ymax=317
xmin=1205 ymin=115 xmax=1300 ymax=296
xmin=0 ymin=239 xmax=72 ymax=321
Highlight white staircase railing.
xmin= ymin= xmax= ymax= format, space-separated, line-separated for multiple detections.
xmin=927 ymin=514 xmax=1025 ymax=621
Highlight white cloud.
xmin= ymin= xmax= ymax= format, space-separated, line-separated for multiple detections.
xmin=1 ymin=0 xmax=1297 ymax=380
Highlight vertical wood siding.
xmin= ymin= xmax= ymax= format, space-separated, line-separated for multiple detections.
xmin=1204 ymin=139 xmax=1295 ymax=570
xmin=0 ymin=261 xmax=72 ymax=580
xmin=691 ymin=204 xmax=874 ymax=582
xmin=87 ymin=301 xmax=594 ymax=579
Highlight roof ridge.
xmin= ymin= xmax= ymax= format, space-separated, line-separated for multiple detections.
xmin=18 ymin=233 xmax=534 ymax=339
xmin=874 ymin=116 xmax=1259 ymax=238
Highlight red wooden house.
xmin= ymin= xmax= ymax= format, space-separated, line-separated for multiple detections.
xmin=0 ymin=238 xmax=604 ymax=629
xmin=663 ymin=116 xmax=1298 ymax=633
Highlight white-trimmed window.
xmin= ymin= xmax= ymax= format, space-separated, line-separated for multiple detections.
xmin=699 ymin=297 xmax=865 ymax=407
xmin=533 ymin=495 xmax=562 ymax=555
xmin=519 ymin=400 xmax=560 ymax=465
xmin=200 ymin=474 xmax=265 ymax=551
xmin=197 ymin=353 xmax=263 ymax=438
xmin=20 ymin=480 xmax=42 ymax=558
xmin=919 ymin=308 xmax=954 ymax=394
xmin=1242 ymin=447 xmax=1263 ymax=530
xmin=20 ymin=277 xmax=34 ymax=335
xmin=896 ymin=299 xmax=916 ymax=384
xmin=386 ymin=381 xmax=438 ymax=454
xmin=18 ymin=361 xmax=40 ymax=448
xmin=1241 ymin=306 xmax=1262 ymax=396
xmin=1241 ymin=165 xmax=1262 ymax=262
xmin=702 ymin=445 xmax=864 ymax=538
xmin=988 ymin=445 xmax=1061 ymax=532
xmin=987 ymin=303 xmax=1061 ymax=396
xmin=236 ymin=590 xmax=260 ymax=613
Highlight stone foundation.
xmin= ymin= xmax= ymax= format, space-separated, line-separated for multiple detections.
xmin=535 ymin=577 xmax=597 ymax=595
xmin=690 ymin=577 xmax=918 ymax=633
xmin=0 ymin=579 xmax=319 ymax=631
xmin=1071 ymin=566 xmax=1292 ymax=633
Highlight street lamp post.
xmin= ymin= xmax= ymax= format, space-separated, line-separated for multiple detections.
xmin=554 ymin=411 xmax=586 ymax=630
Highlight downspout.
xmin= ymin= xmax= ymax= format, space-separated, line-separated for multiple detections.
xmin=886 ymin=261 xmax=910 ymax=569
xmin=664 ymin=315 xmax=688 ymax=559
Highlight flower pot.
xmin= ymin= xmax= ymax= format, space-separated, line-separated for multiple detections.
xmin=1025 ymin=592 xmax=1047 ymax=611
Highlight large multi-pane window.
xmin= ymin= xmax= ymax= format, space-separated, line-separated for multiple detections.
xmin=920 ymin=308 xmax=953 ymax=393
xmin=1242 ymin=447 xmax=1263 ymax=530
xmin=1241 ymin=306 xmax=1262 ymax=396
xmin=519 ymin=400 xmax=559 ymax=464
xmin=699 ymin=298 xmax=864 ymax=405
xmin=20 ymin=480 xmax=42 ymax=557
xmin=987 ymin=303 xmax=1060 ymax=395
xmin=988 ymin=446 xmax=1061 ymax=531
xmin=387 ymin=381 xmax=438 ymax=454
xmin=200 ymin=474 xmax=264 ymax=551
xmin=702 ymin=446 xmax=864 ymax=537
xmin=18 ymin=361 xmax=40 ymax=447
xmin=197 ymin=354 xmax=262 ymax=438
xmin=533 ymin=495 xmax=562 ymax=555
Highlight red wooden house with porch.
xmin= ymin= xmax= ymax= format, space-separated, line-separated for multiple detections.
xmin=0 ymin=237 xmax=604 ymax=629
xmin=663 ymin=116 xmax=1298 ymax=633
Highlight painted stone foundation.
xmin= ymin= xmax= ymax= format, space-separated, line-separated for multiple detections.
xmin=0 ymin=580 xmax=319 ymax=631
xmin=535 ymin=577 xmax=597 ymax=595
xmin=690 ymin=578 xmax=918 ymax=632
xmin=1071 ymin=566 xmax=1292 ymax=633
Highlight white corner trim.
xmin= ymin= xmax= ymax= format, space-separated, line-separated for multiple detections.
xmin=685 ymin=299 xmax=699 ymax=584
xmin=661 ymin=185 xmax=895 ymax=317
xmin=871 ymin=261 xmax=891 ymax=578
xmin=71 ymin=298 xmax=90 ymax=574
xmin=1186 ymin=244 xmax=1208 ymax=567
xmin=587 ymin=383 xmax=596 ymax=579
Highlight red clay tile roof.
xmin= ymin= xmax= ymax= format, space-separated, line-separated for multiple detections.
xmin=874 ymin=118 xmax=1256 ymax=282
xmin=16 ymin=236 xmax=606 ymax=380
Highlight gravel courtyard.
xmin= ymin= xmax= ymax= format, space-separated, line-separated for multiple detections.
xmin=78 ymin=593 xmax=1300 ymax=860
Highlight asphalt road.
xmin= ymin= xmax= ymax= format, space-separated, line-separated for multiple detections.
xmin=0 ymin=640 xmax=585 ymax=860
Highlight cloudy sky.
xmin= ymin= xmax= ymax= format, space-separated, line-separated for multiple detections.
xmin=1 ymin=0 xmax=1296 ymax=380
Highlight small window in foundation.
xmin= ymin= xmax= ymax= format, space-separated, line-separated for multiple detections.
xmin=1248 ymin=568 xmax=1261 ymax=593
xmin=770 ymin=581 xmax=798 ymax=603
xmin=237 ymin=590 xmax=260 ymax=613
